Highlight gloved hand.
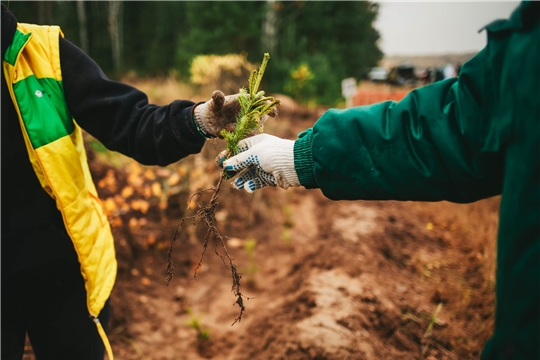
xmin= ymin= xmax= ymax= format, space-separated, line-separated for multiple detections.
xmin=194 ymin=90 xmax=277 ymax=139
xmin=217 ymin=134 xmax=300 ymax=193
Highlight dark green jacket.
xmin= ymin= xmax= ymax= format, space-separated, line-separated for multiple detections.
xmin=294 ymin=2 xmax=539 ymax=359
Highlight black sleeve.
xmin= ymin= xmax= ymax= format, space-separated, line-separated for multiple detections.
xmin=60 ymin=37 xmax=205 ymax=166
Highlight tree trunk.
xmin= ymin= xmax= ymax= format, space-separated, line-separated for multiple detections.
xmin=37 ymin=2 xmax=53 ymax=25
xmin=76 ymin=1 xmax=89 ymax=54
xmin=108 ymin=1 xmax=123 ymax=74
xmin=262 ymin=0 xmax=277 ymax=54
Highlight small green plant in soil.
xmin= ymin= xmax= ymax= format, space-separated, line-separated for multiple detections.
xmin=165 ymin=53 xmax=280 ymax=326
xmin=185 ymin=308 xmax=210 ymax=341
xmin=242 ymin=237 xmax=260 ymax=286
xmin=282 ymin=228 xmax=292 ymax=245
xmin=424 ymin=302 xmax=443 ymax=337
xmin=283 ymin=204 xmax=294 ymax=228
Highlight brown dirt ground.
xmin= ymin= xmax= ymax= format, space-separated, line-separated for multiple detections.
xmin=23 ymin=87 xmax=498 ymax=360
xmin=87 ymin=93 xmax=498 ymax=360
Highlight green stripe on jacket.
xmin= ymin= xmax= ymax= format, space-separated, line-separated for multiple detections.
xmin=13 ymin=75 xmax=74 ymax=149
xmin=4 ymin=29 xmax=30 ymax=65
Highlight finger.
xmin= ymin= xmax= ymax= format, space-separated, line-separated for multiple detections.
xmin=222 ymin=143 xmax=258 ymax=172
xmin=223 ymin=153 xmax=260 ymax=173
xmin=214 ymin=149 xmax=229 ymax=169
xmin=223 ymin=152 xmax=260 ymax=171
xmin=232 ymin=168 xmax=276 ymax=192
xmin=220 ymin=94 xmax=242 ymax=123
xmin=244 ymin=177 xmax=274 ymax=193
xmin=230 ymin=167 xmax=258 ymax=190
xmin=222 ymin=122 xmax=237 ymax=135
xmin=257 ymin=170 xmax=277 ymax=187
xmin=221 ymin=133 xmax=270 ymax=170
xmin=232 ymin=172 xmax=249 ymax=190
xmin=231 ymin=176 xmax=244 ymax=190
xmin=233 ymin=175 xmax=264 ymax=193
xmin=244 ymin=180 xmax=259 ymax=193
xmin=216 ymin=137 xmax=252 ymax=172
xmin=210 ymin=90 xmax=225 ymax=113
xmin=226 ymin=167 xmax=251 ymax=188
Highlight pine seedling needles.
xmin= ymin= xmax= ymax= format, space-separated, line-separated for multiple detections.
xmin=221 ymin=53 xmax=280 ymax=156
xmin=165 ymin=53 xmax=280 ymax=326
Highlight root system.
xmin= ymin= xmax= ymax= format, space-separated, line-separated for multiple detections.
xmin=165 ymin=53 xmax=279 ymax=325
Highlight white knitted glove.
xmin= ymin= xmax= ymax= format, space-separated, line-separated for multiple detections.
xmin=220 ymin=134 xmax=300 ymax=193
xmin=194 ymin=90 xmax=241 ymax=138
xmin=194 ymin=90 xmax=277 ymax=139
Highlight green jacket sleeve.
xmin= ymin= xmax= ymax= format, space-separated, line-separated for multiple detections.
xmin=294 ymin=47 xmax=505 ymax=203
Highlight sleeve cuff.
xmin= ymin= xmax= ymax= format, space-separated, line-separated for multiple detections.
xmin=170 ymin=101 xmax=206 ymax=152
xmin=192 ymin=101 xmax=215 ymax=139
xmin=294 ymin=129 xmax=318 ymax=189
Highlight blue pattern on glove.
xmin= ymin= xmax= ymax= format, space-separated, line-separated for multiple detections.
xmin=225 ymin=154 xmax=261 ymax=172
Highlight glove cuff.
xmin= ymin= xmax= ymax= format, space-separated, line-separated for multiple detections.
xmin=273 ymin=139 xmax=300 ymax=189
xmin=193 ymin=102 xmax=216 ymax=139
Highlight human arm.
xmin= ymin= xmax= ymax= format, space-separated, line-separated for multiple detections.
xmin=60 ymin=38 xmax=246 ymax=166
xmin=223 ymin=47 xmax=505 ymax=203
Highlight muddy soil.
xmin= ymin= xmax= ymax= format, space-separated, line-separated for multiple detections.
xmin=83 ymin=95 xmax=497 ymax=360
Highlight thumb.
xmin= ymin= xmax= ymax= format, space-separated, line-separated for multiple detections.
xmin=214 ymin=149 xmax=230 ymax=169
xmin=209 ymin=90 xmax=225 ymax=114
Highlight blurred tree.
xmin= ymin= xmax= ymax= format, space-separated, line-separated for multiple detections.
xmin=108 ymin=1 xmax=123 ymax=74
xmin=37 ymin=2 xmax=53 ymax=25
xmin=76 ymin=1 xmax=89 ymax=54
xmin=87 ymin=2 xmax=114 ymax=72
xmin=175 ymin=1 xmax=265 ymax=76
xmin=1 ymin=1 xmax=187 ymax=77
xmin=284 ymin=63 xmax=314 ymax=103
xmin=2 ymin=1 xmax=382 ymax=105
xmin=267 ymin=1 xmax=383 ymax=106
xmin=123 ymin=1 xmax=188 ymax=77
xmin=1 ymin=1 xmax=113 ymax=72
xmin=262 ymin=0 xmax=277 ymax=55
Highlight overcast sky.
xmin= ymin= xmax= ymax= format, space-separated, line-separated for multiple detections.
xmin=374 ymin=1 xmax=520 ymax=55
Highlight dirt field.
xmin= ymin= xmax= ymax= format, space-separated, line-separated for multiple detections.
xmin=84 ymin=89 xmax=498 ymax=360
xmin=23 ymin=83 xmax=498 ymax=360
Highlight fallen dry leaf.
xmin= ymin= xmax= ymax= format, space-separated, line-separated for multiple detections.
xmin=121 ymin=185 xmax=134 ymax=198
xmin=155 ymin=168 xmax=171 ymax=178
xmin=131 ymin=199 xmax=150 ymax=214
xmin=151 ymin=182 xmax=162 ymax=197
xmin=129 ymin=217 xmax=139 ymax=229
xmin=159 ymin=200 xmax=168 ymax=210
xmin=168 ymin=172 xmax=181 ymax=186
xmin=104 ymin=197 xmax=117 ymax=214
xmin=127 ymin=172 xmax=143 ymax=188
xmin=129 ymin=161 xmax=142 ymax=176
xmin=145 ymin=233 xmax=156 ymax=247
xmin=143 ymin=185 xmax=152 ymax=199
xmin=144 ymin=168 xmax=156 ymax=181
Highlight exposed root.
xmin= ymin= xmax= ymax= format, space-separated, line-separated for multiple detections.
xmin=166 ymin=53 xmax=277 ymax=326
xmin=165 ymin=173 xmax=250 ymax=325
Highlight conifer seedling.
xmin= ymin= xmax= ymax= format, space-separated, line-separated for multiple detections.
xmin=165 ymin=54 xmax=280 ymax=326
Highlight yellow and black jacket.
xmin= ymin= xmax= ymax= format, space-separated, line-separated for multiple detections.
xmin=2 ymin=15 xmax=205 ymax=359
xmin=3 ymin=22 xmax=118 ymax=357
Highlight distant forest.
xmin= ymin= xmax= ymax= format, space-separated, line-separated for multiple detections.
xmin=3 ymin=1 xmax=383 ymax=106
